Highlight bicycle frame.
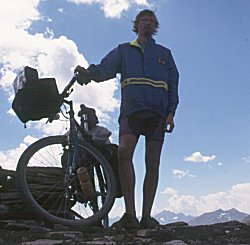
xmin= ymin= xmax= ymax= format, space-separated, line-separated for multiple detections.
xmin=48 ymin=75 xmax=87 ymax=203
xmin=57 ymin=75 xmax=91 ymax=173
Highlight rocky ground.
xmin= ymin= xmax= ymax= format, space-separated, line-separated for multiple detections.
xmin=1 ymin=219 xmax=250 ymax=245
xmin=1 ymin=168 xmax=250 ymax=244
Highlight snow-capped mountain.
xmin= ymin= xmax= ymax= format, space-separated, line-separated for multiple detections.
xmin=154 ymin=210 xmax=194 ymax=224
xmin=189 ymin=208 xmax=249 ymax=226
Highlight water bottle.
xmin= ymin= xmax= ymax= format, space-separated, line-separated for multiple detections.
xmin=77 ymin=167 xmax=94 ymax=198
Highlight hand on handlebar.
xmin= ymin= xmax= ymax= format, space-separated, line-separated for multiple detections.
xmin=74 ymin=65 xmax=91 ymax=85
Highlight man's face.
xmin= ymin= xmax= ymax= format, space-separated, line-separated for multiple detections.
xmin=137 ymin=14 xmax=157 ymax=37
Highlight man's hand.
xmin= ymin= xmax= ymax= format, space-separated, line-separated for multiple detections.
xmin=74 ymin=65 xmax=90 ymax=85
xmin=164 ymin=112 xmax=175 ymax=133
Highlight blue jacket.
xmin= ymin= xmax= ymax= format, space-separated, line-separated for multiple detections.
xmin=88 ymin=37 xmax=179 ymax=119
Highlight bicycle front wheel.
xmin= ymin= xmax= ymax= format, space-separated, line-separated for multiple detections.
xmin=16 ymin=135 xmax=116 ymax=227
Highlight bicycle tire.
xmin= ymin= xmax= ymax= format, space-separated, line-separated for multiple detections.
xmin=16 ymin=135 xmax=117 ymax=227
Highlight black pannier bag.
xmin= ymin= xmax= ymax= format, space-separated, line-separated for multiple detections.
xmin=13 ymin=66 xmax=39 ymax=93
xmin=98 ymin=144 xmax=123 ymax=198
xmin=12 ymin=67 xmax=61 ymax=123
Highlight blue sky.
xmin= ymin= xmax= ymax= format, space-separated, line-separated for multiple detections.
xmin=1 ymin=0 xmax=250 ymax=218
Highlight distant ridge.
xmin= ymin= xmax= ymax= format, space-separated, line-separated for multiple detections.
xmin=189 ymin=208 xmax=249 ymax=226
xmin=109 ymin=208 xmax=249 ymax=226
xmin=242 ymin=215 xmax=250 ymax=225
xmin=154 ymin=210 xmax=194 ymax=224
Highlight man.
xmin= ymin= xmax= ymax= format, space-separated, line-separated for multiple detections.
xmin=75 ymin=9 xmax=179 ymax=229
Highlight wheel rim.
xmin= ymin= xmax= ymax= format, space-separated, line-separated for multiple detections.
xmin=20 ymin=137 xmax=114 ymax=226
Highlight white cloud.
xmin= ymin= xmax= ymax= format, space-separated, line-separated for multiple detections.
xmin=172 ymin=169 xmax=196 ymax=179
xmin=0 ymin=0 xmax=41 ymax=32
xmin=101 ymin=0 xmax=130 ymax=18
xmin=0 ymin=135 xmax=38 ymax=170
xmin=0 ymin=0 xmax=119 ymax=132
xmin=161 ymin=187 xmax=178 ymax=196
xmin=160 ymin=183 xmax=250 ymax=216
xmin=58 ymin=8 xmax=65 ymax=14
xmin=34 ymin=118 xmax=69 ymax=136
xmin=67 ymin=0 xmax=149 ymax=18
xmin=242 ymin=156 xmax=250 ymax=163
xmin=184 ymin=151 xmax=216 ymax=163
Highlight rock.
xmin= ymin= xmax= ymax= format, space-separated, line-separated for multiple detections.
xmin=1 ymin=219 xmax=250 ymax=244
xmin=163 ymin=240 xmax=188 ymax=245
xmin=163 ymin=221 xmax=189 ymax=228
xmin=21 ymin=239 xmax=72 ymax=245
xmin=137 ymin=229 xmax=153 ymax=237
xmin=84 ymin=241 xmax=115 ymax=245
xmin=47 ymin=231 xmax=83 ymax=240
xmin=0 ymin=205 xmax=8 ymax=215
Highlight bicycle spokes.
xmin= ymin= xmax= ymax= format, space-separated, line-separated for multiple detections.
xmin=22 ymin=137 xmax=113 ymax=224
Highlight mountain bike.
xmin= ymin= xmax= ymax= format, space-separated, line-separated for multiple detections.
xmin=14 ymin=71 xmax=118 ymax=228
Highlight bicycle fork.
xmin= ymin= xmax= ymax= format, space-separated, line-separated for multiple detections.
xmin=64 ymin=101 xmax=80 ymax=203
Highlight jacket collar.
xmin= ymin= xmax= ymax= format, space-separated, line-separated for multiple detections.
xmin=130 ymin=37 xmax=155 ymax=51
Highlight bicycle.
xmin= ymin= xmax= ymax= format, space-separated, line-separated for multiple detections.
xmin=13 ymin=70 xmax=118 ymax=228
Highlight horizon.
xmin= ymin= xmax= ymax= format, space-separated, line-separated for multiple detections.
xmin=1 ymin=0 xmax=250 ymax=218
xmin=112 ymin=207 xmax=250 ymax=218
xmin=109 ymin=207 xmax=250 ymax=226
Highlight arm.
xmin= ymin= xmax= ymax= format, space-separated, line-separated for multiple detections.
xmin=88 ymin=47 xmax=122 ymax=82
xmin=75 ymin=46 xmax=122 ymax=84
xmin=165 ymin=51 xmax=179 ymax=133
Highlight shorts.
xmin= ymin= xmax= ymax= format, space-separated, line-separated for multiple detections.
xmin=119 ymin=110 xmax=165 ymax=142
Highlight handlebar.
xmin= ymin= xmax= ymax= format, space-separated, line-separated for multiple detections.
xmin=47 ymin=75 xmax=78 ymax=123
xmin=47 ymin=72 xmax=91 ymax=124
xmin=60 ymin=75 xmax=77 ymax=99
xmin=60 ymin=71 xmax=90 ymax=99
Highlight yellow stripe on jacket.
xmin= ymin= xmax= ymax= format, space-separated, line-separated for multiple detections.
xmin=121 ymin=78 xmax=168 ymax=91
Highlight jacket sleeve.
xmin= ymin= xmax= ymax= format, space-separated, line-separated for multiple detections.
xmin=87 ymin=46 xmax=122 ymax=82
xmin=167 ymin=51 xmax=179 ymax=115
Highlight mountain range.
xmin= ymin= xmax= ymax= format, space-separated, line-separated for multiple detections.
xmin=154 ymin=210 xmax=194 ymax=224
xmin=188 ymin=208 xmax=249 ymax=226
xmin=109 ymin=208 xmax=249 ymax=226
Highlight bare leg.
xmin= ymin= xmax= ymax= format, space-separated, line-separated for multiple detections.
xmin=142 ymin=140 xmax=163 ymax=218
xmin=118 ymin=134 xmax=138 ymax=217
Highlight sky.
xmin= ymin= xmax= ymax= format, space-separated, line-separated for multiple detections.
xmin=1 ymin=0 xmax=250 ymax=218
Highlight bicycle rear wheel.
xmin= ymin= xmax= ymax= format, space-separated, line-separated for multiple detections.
xmin=16 ymin=135 xmax=116 ymax=227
